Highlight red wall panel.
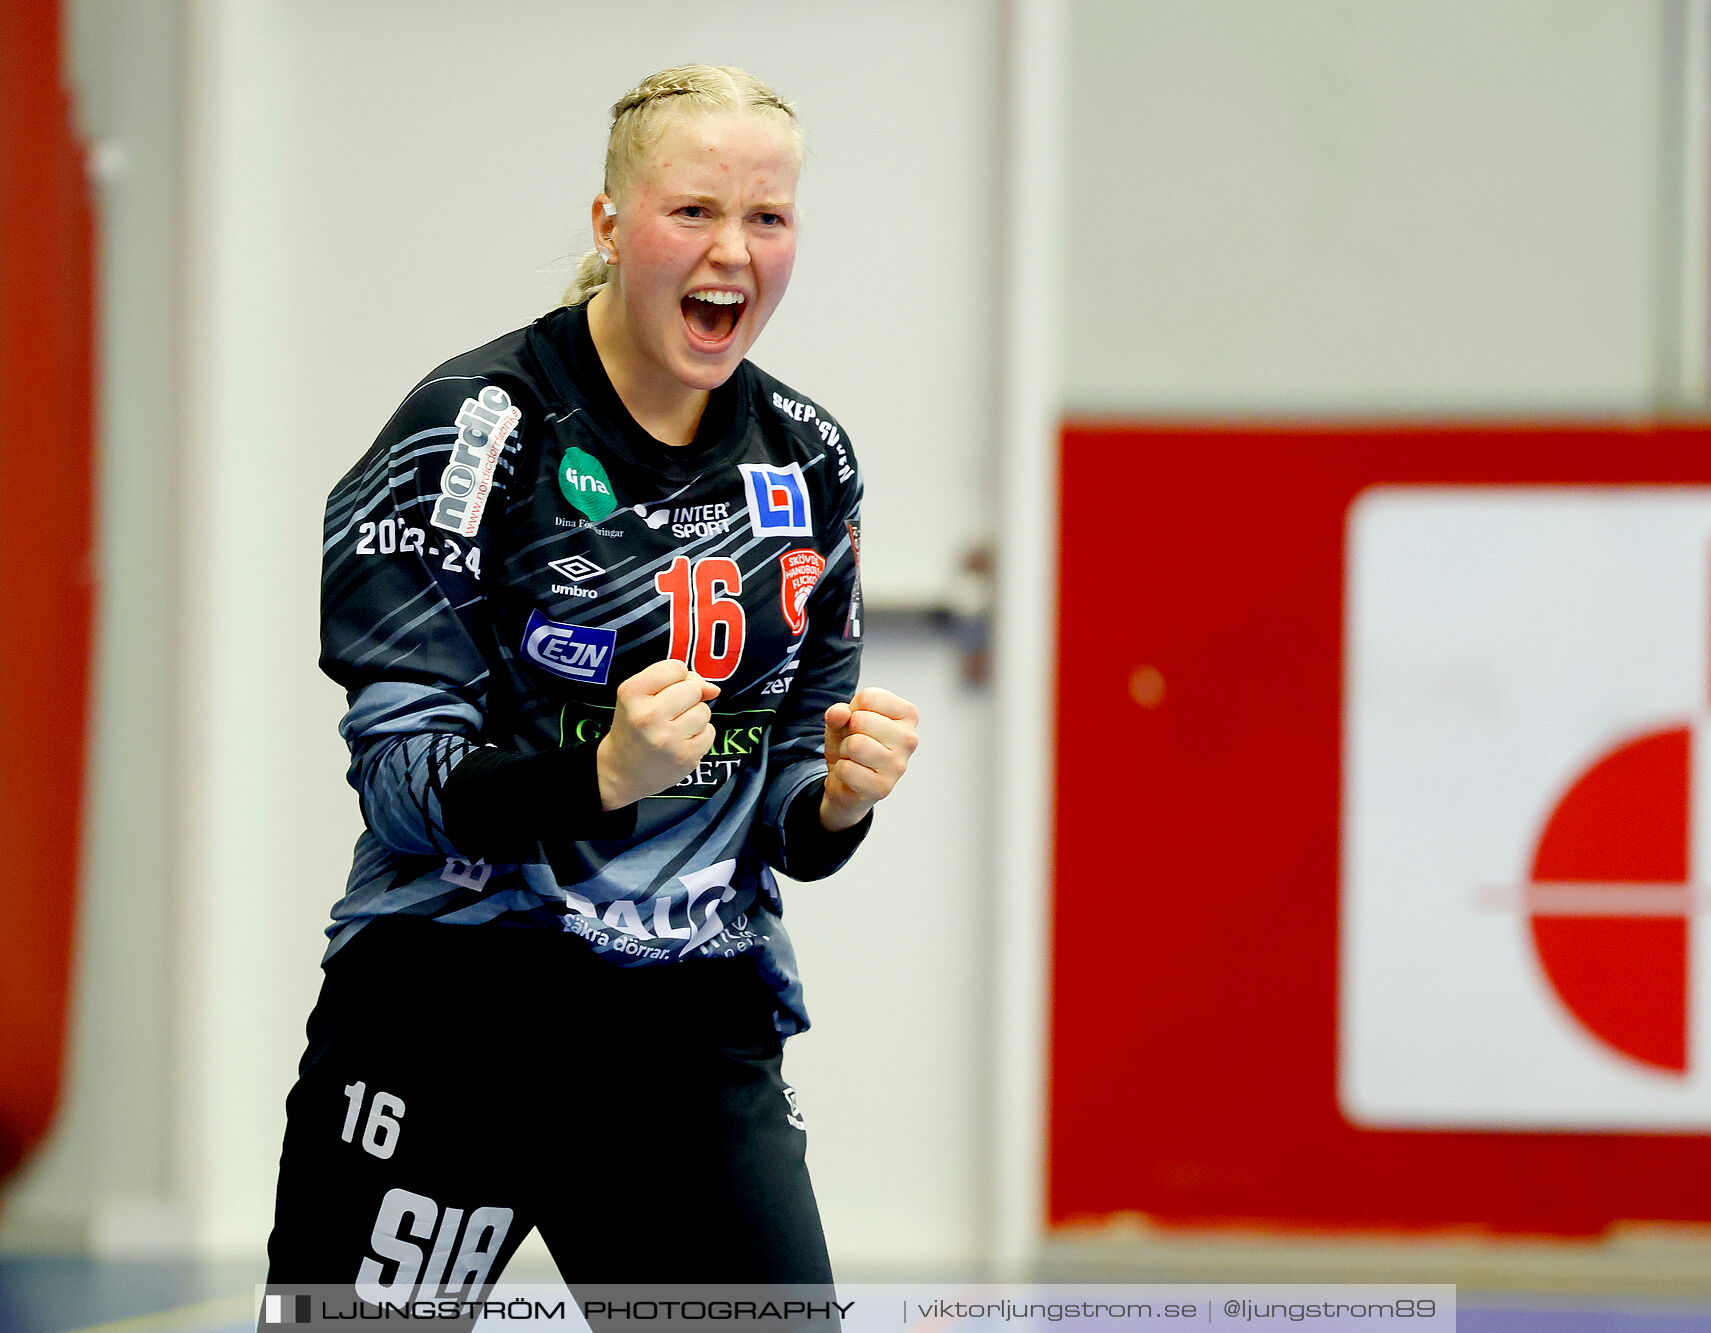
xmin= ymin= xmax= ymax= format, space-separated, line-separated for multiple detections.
xmin=1051 ymin=422 xmax=1711 ymax=1236
xmin=0 ymin=0 xmax=96 ymax=1188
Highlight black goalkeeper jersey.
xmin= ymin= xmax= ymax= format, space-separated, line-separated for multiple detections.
xmin=319 ymin=302 xmax=865 ymax=1033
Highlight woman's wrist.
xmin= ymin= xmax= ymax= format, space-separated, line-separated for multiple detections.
xmin=595 ymin=735 xmax=637 ymax=811
xmin=817 ymin=789 xmax=872 ymax=833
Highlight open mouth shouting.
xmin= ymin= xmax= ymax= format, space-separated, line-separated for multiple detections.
xmin=682 ymin=288 xmax=748 ymax=351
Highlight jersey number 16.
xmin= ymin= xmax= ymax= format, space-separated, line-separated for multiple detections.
xmin=655 ymin=556 xmax=745 ymax=681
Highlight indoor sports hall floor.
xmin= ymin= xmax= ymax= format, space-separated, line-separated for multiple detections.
xmin=4 ymin=1256 xmax=1711 ymax=1333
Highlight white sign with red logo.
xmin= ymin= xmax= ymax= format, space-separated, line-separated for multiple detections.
xmin=1340 ymin=487 xmax=1711 ymax=1130
xmin=778 ymin=548 xmax=825 ymax=637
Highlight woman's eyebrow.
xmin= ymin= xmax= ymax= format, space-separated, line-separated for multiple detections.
xmin=662 ymin=193 xmax=796 ymax=211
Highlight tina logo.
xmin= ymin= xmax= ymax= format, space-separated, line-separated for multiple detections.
xmin=522 ymin=609 xmax=617 ymax=684
xmin=558 ymin=447 xmax=617 ymax=521
xmin=739 ymin=462 xmax=813 ymax=538
xmin=778 ymin=548 xmax=825 ymax=636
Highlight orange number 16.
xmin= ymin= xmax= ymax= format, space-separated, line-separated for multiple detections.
xmin=654 ymin=555 xmax=746 ymax=681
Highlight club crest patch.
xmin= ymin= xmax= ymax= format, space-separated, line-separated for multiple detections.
xmin=778 ymin=548 xmax=825 ymax=637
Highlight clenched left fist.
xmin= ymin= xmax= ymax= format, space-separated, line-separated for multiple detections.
xmin=820 ymin=687 xmax=920 ymax=832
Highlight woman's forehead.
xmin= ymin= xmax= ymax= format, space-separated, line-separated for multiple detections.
xmin=633 ymin=111 xmax=800 ymax=197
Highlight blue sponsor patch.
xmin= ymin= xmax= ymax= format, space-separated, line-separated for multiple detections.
xmin=522 ymin=609 xmax=617 ymax=684
xmin=739 ymin=462 xmax=813 ymax=538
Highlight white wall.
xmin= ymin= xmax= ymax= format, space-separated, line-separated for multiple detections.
xmin=1064 ymin=0 xmax=1673 ymax=416
xmin=4 ymin=0 xmax=1012 ymax=1275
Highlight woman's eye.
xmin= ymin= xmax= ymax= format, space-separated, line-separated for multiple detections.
xmin=676 ymin=205 xmax=709 ymax=219
xmin=755 ymin=213 xmax=787 ymax=227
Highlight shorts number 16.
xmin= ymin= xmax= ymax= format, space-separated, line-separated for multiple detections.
xmin=341 ymin=1081 xmax=405 ymax=1160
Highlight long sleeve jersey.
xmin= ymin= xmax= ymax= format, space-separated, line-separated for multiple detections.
xmin=318 ymin=302 xmax=866 ymax=1034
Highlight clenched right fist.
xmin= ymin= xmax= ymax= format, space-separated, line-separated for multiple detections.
xmin=595 ymin=659 xmax=721 ymax=809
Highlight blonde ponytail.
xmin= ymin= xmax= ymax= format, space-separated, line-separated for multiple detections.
xmin=563 ymin=246 xmax=612 ymax=307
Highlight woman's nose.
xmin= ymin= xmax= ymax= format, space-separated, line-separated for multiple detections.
xmin=709 ymin=220 xmax=750 ymax=268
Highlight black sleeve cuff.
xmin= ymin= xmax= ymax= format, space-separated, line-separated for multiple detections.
xmin=441 ymin=744 xmax=638 ymax=874
xmin=777 ymin=780 xmax=873 ymax=881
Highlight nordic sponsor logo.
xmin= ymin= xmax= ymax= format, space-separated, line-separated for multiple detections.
xmin=521 ymin=609 xmax=616 ymax=684
xmin=739 ymin=462 xmax=813 ymax=538
xmin=430 ymin=385 xmax=519 ymax=537
xmin=778 ymin=547 xmax=825 ymax=636
xmin=557 ymin=447 xmax=617 ymax=521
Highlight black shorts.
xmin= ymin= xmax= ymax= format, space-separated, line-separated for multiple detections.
xmin=265 ymin=916 xmax=833 ymax=1294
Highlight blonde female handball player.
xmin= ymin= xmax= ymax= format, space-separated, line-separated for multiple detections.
xmin=265 ymin=64 xmax=917 ymax=1294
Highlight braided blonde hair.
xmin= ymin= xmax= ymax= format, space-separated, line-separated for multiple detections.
xmin=563 ymin=64 xmax=802 ymax=307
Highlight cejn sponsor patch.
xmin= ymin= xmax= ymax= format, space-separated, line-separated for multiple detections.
xmin=739 ymin=461 xmax=813 ymax=539
xmin=521 ymin=609 xmax=617 ymax=684
xmin=778 ymin=548 xmax=825 ymax=636
xmin=430 ymin=385 xmax=519 ymax=537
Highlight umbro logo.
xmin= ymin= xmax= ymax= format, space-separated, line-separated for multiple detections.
xmin=547 ymin=554 xmax=605 ymax=582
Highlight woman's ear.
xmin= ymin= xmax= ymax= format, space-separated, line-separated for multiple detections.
xmin=592 ymin=194 xmax=618 ymax=263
